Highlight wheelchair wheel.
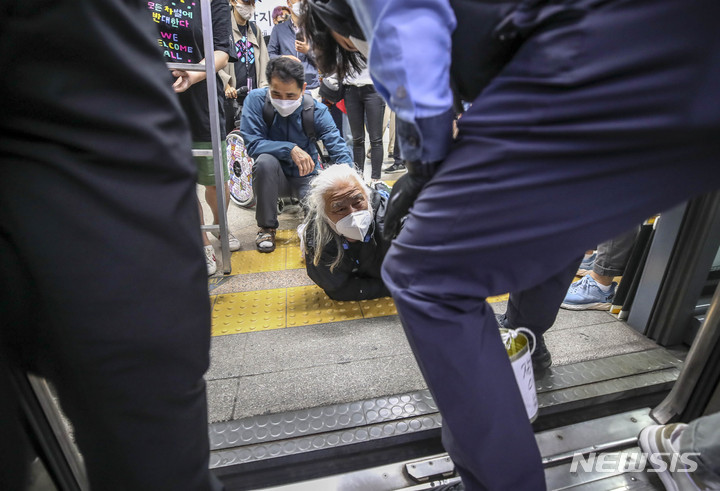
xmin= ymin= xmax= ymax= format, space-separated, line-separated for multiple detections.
xmin=226 ymin=130 xmax=255 ymax=208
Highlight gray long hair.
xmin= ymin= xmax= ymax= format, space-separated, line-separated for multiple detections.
xmin=303 ymin=164 xmax=372 ymax=272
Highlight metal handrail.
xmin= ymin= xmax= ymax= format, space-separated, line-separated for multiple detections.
xmin=166 ymin=62 xmax=206 ymax=72
xmin=200 ymin=0 xmax=231 ymax=274
xmin=651 ymin=282 xmax=720 ymax=423
xmin=28 ymin=375 xmax=90 ymax=490
xmin=167 ymin=0 xmax=232 ymax=274
xmin=192 ymin=149 xmax=214 ymax=157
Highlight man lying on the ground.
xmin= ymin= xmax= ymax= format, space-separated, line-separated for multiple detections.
xmin=301 ymin=165 xmax=391 ymax=301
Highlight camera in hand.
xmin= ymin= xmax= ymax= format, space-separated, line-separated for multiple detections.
xmin=237 ymin=86 xmax=249 ymax=97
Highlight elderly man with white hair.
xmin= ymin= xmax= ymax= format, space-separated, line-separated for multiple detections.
xmin=302 ymin=165 xmax=392 ymax=301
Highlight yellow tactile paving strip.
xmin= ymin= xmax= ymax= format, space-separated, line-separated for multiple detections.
xmin=285 ymin=248 xmax=305 ymax=271
xmin=212 ymin=225 xmax=509 ymax=336
xmin=212 ymin=288 xmax=287 ymax=335
xmin=487 ymin=293 xmax=510 ymax=304
xmin=211 ymin=285 xmax=510 ymax=336
xmin=230 ymin=248 xmax=289 ymax=275
xmin=230 ymin=229 xmax=302 ymax=274
xmin=274 ymin=228 xmax=301 ymax=246
xmin=287 ymin=286 xmax=363 ymax=327
xmin=358 ymin=297 xmax=398 ymax=319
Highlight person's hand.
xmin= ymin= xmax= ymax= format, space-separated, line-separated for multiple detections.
xmin=225 ymin=84 xmax=237 ymax=99
xmin=383 ymin=172 xmax=431 ymax=241
xmin=171 ymin=69 xmax=204 ymax=93
xmin=295 ymin=39 xmax=309 ymax=54
xmin=290 ymin=146 xmax=315 ymax=176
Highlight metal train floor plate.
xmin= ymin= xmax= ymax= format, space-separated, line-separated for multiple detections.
xmin=208 ymin=349 xmax=681 ymax=470
xmin=535 ymin=349 xmax=681 ymax=393
xmin=210 ymin=392 xmax=438 ymax=452
xmin=210 ymin=413 xmax=443 ymax=469
xmin=251 ymin=409 xmax=664 ymax=490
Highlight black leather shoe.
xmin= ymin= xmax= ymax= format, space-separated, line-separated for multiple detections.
xmin=495 ymin=314 xmax=552 ymax=372
xmin=531 ymin=335 xmax=552 ymax=372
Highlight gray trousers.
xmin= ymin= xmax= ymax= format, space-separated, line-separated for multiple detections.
xmin=252 ymin=154 xmax=312 ymax=229
xmin=680 ymin=411 xmax=720 ymax=485
xmin=594 ymin=226 xmax=641 ymax=277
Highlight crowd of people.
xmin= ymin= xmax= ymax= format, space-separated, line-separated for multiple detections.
xmin=3 ymin=0 xmax=720 ymax=490
xmin=180 ymin=0 xmax=720 ymax=489
xmin=158 ymin=0 xmax=402 ymax=274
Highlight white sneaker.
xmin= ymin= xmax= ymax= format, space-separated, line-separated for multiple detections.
xmin=204 ymin=244 xmax=217 ymax=276
xmin=210 ymin=230 xmax=240 ymax=251
xmin=638 ymin=423 xmax=707 ymax=491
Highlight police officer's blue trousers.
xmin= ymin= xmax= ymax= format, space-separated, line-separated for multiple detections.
xmin=381 ymin=0 xmax=720 ymax=488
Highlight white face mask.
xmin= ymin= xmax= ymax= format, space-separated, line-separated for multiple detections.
xmin=327 ymin=209 xmax=373 ymax=241
xmin=349 ymin=36 xmax=369 ymax=59
xmin=291 ymin=2 xmax=302 ymax=16
xmin=271 ymin=96 xmax=302 ymax=117
xmin=235 ymin=3 xmax=255 ymax=21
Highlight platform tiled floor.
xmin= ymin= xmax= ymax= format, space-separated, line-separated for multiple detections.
xmin=210 ymin=275 xmax=508 ymax=336
xmin=209 ymin=216 xmax=506 ymax=336
xmin=199 ymin=162 xmax=658 ymax=423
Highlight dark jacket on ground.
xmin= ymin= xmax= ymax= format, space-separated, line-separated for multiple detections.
xmin=304 ymin=190 xmax=391 ymax=301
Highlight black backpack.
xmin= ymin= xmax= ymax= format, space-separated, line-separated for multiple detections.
xmin=262 ymin=92 xmax=330 ymax=166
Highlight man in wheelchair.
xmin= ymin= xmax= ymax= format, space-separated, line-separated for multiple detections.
xmin=240 ymin=56 xmax=352 ymax=253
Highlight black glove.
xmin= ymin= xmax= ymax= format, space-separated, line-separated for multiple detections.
xmin=382 ymin=161 xmax=439 ymax=241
